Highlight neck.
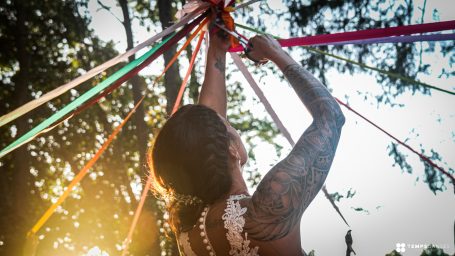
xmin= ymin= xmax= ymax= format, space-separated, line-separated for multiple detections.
xmin=228 ymin=166 xmax=249 ymax=196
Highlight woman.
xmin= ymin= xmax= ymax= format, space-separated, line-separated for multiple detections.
xmin=149 ymin=29 xmax=345 ymax=255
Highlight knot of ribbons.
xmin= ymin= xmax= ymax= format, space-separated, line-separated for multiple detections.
xmin=206 ymin=0 xmax=241 ymax=48
xmin=177 ymin=0 xmax=240 ymax=48
xmin=218 ymin=5 xmax=240 ymax=48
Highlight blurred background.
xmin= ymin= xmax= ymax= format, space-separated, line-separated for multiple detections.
xmin=0 ymin=0 xmax=454 ymax=255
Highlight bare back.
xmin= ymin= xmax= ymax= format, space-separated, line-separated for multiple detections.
xmin=178 ymin=195 xmax=306 ymax=256
xmin=178 ymin=35 xmax=345 ymax=256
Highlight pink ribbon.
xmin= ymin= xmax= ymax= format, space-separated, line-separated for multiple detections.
xmin=230 ymin=53 xmax=295 ymax=145
xmin=176 ymin=0 xmax=210 ymax=19
xmin=229 ymin=20 xmax=455 ymax=52
xmin=230 ymin=52 xmax=352 ymax=227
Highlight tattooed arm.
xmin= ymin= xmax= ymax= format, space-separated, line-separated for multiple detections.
xmin=198 ymin=31 xmax=230 ymax=117
xmin=244 ymin=35 xmax=345 ymax=240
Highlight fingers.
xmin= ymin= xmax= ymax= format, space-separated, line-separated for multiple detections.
xmin=244 ymin=50 xmax=268 ymax=66
xmin=247 ymin=35 xmax=272 ymax=53
xmin=244 ymin=34 xmax=283 ymax=65
xmin=249 ymin=34 xmax=279 ymax=48
xmin=244 ymin=35 xmax=272 ymax=65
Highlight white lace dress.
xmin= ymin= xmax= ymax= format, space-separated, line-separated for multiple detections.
xmin=177 ymin=194 xmax=259 ymax=256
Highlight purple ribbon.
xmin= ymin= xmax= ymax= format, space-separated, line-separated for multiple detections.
xmin=313 ymin=33 xmax=455 ymax=46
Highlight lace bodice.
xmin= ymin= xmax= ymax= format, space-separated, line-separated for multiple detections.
xmin=177 ymin=195 xmax=259 ymax=256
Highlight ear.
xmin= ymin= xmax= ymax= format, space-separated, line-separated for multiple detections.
xmin=228 ymin=142 xmax=240 ymax=161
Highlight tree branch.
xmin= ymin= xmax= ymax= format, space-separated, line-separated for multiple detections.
xmin=96 ymin=0 xmax=124 ymax=25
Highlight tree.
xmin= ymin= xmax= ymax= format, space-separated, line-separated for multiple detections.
xmin=236 ymin=0 xmax=454 ymax=193
xmin=0 ymin=0 xmax=280 ymax=254
xmin=284 ymin=0 xmax=454 ymax=193
xmin=1 ymin=0 xmax=452 ymax=255
xmin=0 ymin=0 xmax=118 ymax=254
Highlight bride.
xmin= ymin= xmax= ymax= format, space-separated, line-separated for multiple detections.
xmin=148 ymin=27 xmax=345 ymax=256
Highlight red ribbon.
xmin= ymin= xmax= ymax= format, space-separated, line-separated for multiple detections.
xmin=335 ymin=98 xmax=455 ymax=185
xmin=229 ymin=20 xmax=455 ymax=52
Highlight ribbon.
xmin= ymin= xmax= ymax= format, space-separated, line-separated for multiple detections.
xmin=155 ymin=19 xmax=210 ymax=84
xmin=172 ymin=31 xmax=206 ymax=114
xmin=0 ymin=37 xmax=171 ymax=159
xmin=65 ymin=16 xmax=210 ymax=128
xmin=230 ymin=53 xmax=294 ymax=144
xmin=219 ymin=5 xmax=240 ymax=48
xmin=335 ymin=98 xmax=455 ymax=185
xmin=235 ymin=0 xmax=262 ymax=10
xmin=121 ymin=174 xmax=152 ymax=256
xmin=303 ymin=46 xmax=455 ymax=96
xmin=0 ymin=9 xmax=208 ymax=128
xmin=176 ymin=0 xmax=210 ymax=19
xmin=0 ymin=13 xmax=208 ymax=159
xmin=29 ymin=95 xmax=146 ymax=235
xmin=203 ymin=0 xmax=232 ymax=7
xmin=313 ymin=33 xmax=455 ymax=46
xmin=121 ymin=19 xmax=208 ymax=256
xmin=322 ymin=186 xmax=350 ymax=227
xmin=234 ymin=23 xmax=455 ymax=96
xmin=29 ymin=12 xmax=208 ymax=241
xmin=230 ymin=20 xmax=455 ymax=52
xmin=74 ymin=16 xmax=210 ymax=121
xmin=231 ymin=52 xmax=351 ymax=227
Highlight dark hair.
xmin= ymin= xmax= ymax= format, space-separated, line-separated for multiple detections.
xmin=148 ymin=104 xmax=232 ymax=232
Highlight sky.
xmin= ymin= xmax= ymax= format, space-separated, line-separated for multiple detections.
xmin=85 ymin=0 xmax=455 ymax=255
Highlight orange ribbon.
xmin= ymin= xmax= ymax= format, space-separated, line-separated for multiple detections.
xmin=29 ymin=95 xmax=146 ymax=235
xmin=121 ymin=21 xmax=208 ymax=256
xmin=171 ymin=30 xmax=206 ymax=114
xmin=156 ymin=18 xmax=209 ymax=83
xmin=220 ymin=7 xmax=240 ymax=48
xmin=29 ymin=18 xmax=209 ymax=238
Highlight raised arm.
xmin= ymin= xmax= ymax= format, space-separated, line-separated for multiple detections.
xmin=244 ymin=35 xmax=345 ymax=240
xmin=198 ymin=29 xmax=230 ymax=117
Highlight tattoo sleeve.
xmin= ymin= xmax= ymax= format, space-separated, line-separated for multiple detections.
xmin=245 ymin=64 xmax=345 ymax=240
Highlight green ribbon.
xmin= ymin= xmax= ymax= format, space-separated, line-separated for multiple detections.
xmin=0 ymin=35 xmax=174 ymax=159
xmin=235 ymin=23 xmax=455 ymax=96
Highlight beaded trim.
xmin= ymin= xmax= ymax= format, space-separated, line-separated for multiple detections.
xmin=199 ymin=206 xmax=216 ymax=255
xmin=178 ymin=232 xmax=197 ymax=256
xmin=178 ymin=195 xmax=259 ymax=256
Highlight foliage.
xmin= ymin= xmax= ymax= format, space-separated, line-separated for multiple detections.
xmin=420 ymin=245 xmax=450 ymax=256
xmin=385 ymin=245 xmax=451 ymax=256
xmin=386 ymin=250 xmax=403 ymax=256
xmin=328 ymin=188 xmax=357 ymax=202
xmin=388 ymin=142 xmax=414 ymax=174
xmin=388 ymin=141 xmax=454 ymax=193
xmin=0 ymin=0 xmax=282 ymax=254
xmin=0 ymin=0 xmax=135 ymax=255
xmin=280 ymin=0 xmax=454 ymax=193
xmin=234 ymin=0 xmax=455 ymax=193
xmin=0 ymin=0 xmax=453 ymax=255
